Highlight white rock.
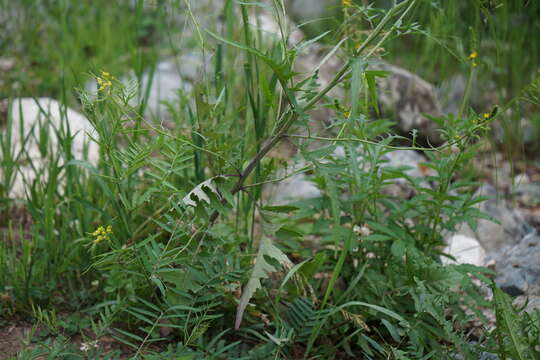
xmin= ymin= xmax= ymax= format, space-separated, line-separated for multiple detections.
xmin=85 ymin=53 xmax=209 ymax=122
xmin=442 ymin=234 xmax=486 ymax=267
xmin=139 ymin=56 xmax=206 ymax=119
xmin=285 ymin=0 xmax=339 ymax=24
xmin=456 ymin=184 xmax=530 ymax=254
xmin=267 ymin=162 xmax=321 ymax=205
xmin=1 ymin=98 xmax=98 ymax=198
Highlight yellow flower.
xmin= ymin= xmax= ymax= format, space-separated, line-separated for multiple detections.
xmin=468 ymin=52 xmax=478 ymax=67
xmin=342 ymin=0 xmax=352 ymax=7
xmin=96 ymin=71 xmax=115 ymax=92
xmin=483 ymin=113 xmax=490 ymax=119
xmin=343 ymin=110 xmax=351 ymax=118
xmin=91 ymin=225 xmax=112 ymax=244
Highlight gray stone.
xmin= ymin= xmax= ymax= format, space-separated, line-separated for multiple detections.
xmin=513 ymin=182 xmax=540 ymax=206
xmin=372 ymin=62 xmax=444 ymax=144
xmin=379 ymin=149 xmax=434 ymax=198
xmin=267 ymin=161 xmax=321 ymax=205
xmin=294 ymin=43 xmax=444 ymax=144
xmin=284 ymin=0 xmax=340 ymax=38
xmin=139 ymin=55 xmax=208 ymax=120
xmin=438 ymin=74 xmax=466 ymax=115
xmin=494 ymin=233 xmax=540 ymax=299
xmin=456 ymin=184 xmax=531 ymax=254
xmin=266 ymin=148 xmax=433 ymax=205
xmin=514 ymin=291 xmax=540 ymax=314
xmin=285 ymin=0 xmax=340 ymax=25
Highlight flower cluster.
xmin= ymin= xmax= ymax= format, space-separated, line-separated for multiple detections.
xmin=92 ymin=225 xmax=112 ymax=244
xmin=342 ymin=0 xmax=352 ymax=7
xmin=96 ymin=71 xmax=115 ymax=91
xmin=80 ymin=340 xmax=99 ymax=352
xmin=353 ymin=224 xmax=371 ymax=237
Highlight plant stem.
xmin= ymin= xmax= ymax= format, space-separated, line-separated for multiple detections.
xmin=212 ymin=0 xmax=416 ymax=223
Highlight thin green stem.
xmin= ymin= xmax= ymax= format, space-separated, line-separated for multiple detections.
xmin=228 ymin=0 xmax=416 ymax=198
xmin=458 ymin=65 xmax=476 ymax=119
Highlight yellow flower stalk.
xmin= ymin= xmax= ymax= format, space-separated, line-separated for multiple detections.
xmin=91 ymin=225 xmax=113 ymax=244
xmin=96 ymin=71 xmax=115 ymax=92
xmin=468 ymin=51 xmax=478 ymax=67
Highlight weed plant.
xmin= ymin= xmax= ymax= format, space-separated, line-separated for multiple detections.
xmin=1 ymin=0 xmax=540 ymax=359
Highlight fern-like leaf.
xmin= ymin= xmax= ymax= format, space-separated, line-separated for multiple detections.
xmin=235 ymin=237 xmax=292 ymax=329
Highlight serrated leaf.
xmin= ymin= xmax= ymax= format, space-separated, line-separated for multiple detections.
xmin=235 ymin=237 xmax=292 ymax=329
xmin=492 ymin=283 xmax=532 ymax=360
xmin=182 ymin=176 xmax=226 ymax=207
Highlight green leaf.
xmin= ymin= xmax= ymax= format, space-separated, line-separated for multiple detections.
xmin=182 ymin=175 xmax=226 ymax=207
xmin=261 ymin=205 xmax=300 ymax=213
xmin=492 ymin=283 xmax=533 ymax=359
xmin=364 ymin=69 xmax=388 ymax=116
xmin=391 ymin=240 xmax=407 ymax=258
xmin=206 ymin=30 xmax=297 ymax=83
xmin=235 ymin=237 xmax=292 ymax=329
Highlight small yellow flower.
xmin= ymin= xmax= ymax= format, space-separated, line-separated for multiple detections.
xmin=91 ymin=225 xmax=112 ymax=244
xmin=343 ymin=110 xmax=351 ymax=118
xmin=483 ymin=113 xmax=490 ymax=119
xmin=96 ymin=71 xmax=115 ymax=92
xmin=342 ymin=0 xmax=352 ymax=7
xmin=468 ymin=51 xmax=478 ymax=67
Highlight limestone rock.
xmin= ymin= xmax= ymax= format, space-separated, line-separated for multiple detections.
xmin=138 ymin=56 xmax=208 ymax=120
xmin=0 ymin=98 xmax=98 ymax=198
xmin=267 ymin=161 xmax=321 ymax=205
xmin=456 ymin=184 xmax=531 ymax=254
xmin=513 ymin=182 xmax=540 ymax=206
xmin=372 ymin=62 xmax=444 ymax=143
xmin=514 ymin=288 xmax=540 ymax=314
xmin=442 ymin=234 xmax=486 ymax=267
xmin=493 ymin=232 xmax=540 ymax=299
xmin=379 ymin=149 xmax=434 ymax=198
xmin=294 ymin=43 xmax=444 ymax=143
xmin=266 ymin=148 xmax=433 ymax=205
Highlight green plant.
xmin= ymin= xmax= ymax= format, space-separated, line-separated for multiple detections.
xmin=1 ymin=0 xmax=540 ymax=358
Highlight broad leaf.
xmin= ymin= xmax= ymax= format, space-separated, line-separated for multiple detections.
xmin=182 ymin=176 xmax=226 ymax=207
xmin=235 ymin=237 xmax=292 ymax=329
xmin=492 ymin=283 xmax=532 ymax=360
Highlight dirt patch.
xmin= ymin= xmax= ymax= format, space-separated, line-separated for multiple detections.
xmin=0 ymin=99 xmax=8 ymax=126
xmin=0 ymin=324 xmax=30 ymax=359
